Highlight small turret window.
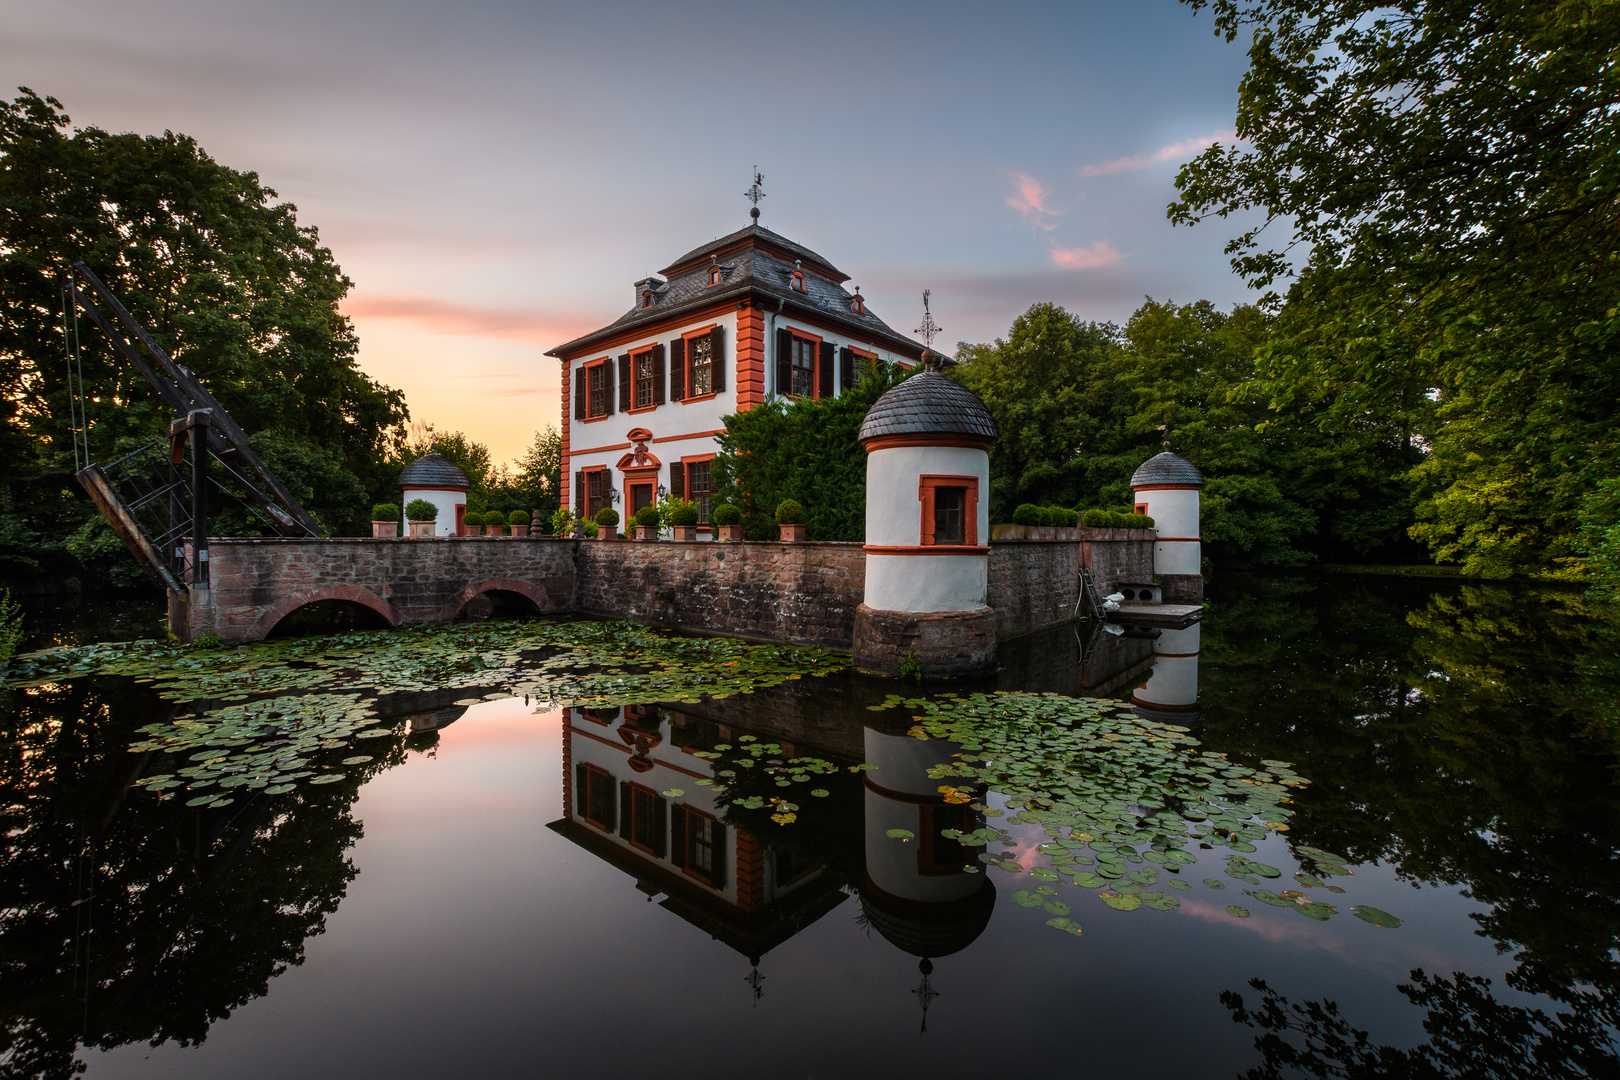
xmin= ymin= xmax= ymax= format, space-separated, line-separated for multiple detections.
xmin=919 ymin=474 xmax=980 ymax=547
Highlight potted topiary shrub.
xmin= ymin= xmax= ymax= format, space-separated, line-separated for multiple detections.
xmin=508 ymin=510 xmax=530 ymax=537
xmin=593 ymin=507 xmax=620 ymax=540
xmin=405 ymin=498 xmax=438 ymax=538
xmin=667 ymin=499 xmax=700 ymax=541
xmin=371 ymin=502 xmax=400 ymax=539
xmin=633 ymin=504 xmax=661 ymax=541
xmin=485 ymin=512 xmax=504 ymax=536
xmin=776 ymin=499 xmax=805 ymax=542
xmin=712 ymin=503 xmax=742 ymax=541
xmin=463 ymin=510 xmax=485 ymax=536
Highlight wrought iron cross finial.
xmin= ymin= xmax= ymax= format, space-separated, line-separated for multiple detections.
xmin=916 ymin=289 xmax=942 ymax=350
xmin=745 ymin=168 xmax=765 ymax=219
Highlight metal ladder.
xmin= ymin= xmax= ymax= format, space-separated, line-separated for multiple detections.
xmin=1074 ymin=566 xmax=1109 ymax=622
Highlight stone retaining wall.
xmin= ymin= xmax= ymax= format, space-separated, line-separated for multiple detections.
xmin=574 ymin=540 xmax=865 ymax=650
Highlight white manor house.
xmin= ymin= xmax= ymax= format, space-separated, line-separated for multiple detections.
xmin=549 ymin=219 xmax=925 ymax=530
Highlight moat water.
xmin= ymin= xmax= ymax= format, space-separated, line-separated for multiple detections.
xmin=3 ymin=573 xmax=1618 ymax=1078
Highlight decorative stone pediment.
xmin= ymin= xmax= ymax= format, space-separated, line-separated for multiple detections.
xmin=618 ymin=428 xmax=661 ymax=470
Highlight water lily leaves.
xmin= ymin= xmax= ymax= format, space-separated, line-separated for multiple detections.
xmin=308 ymin=774 xmax=346 ymax=785
xmin=341 ymin=756 xmax=374 ymax=766
xmin=1204 ymin=879 xmax=1225 ymax=889
xmin=1071 ymin=872 xmax=1106 ymax=889
xmin=1139 ymin=892 xmax=1179 ymax=911
xmin=184 ymin=795 xmax=216 ymax=807
xmin=661 ymin=789 xmax=685 ymax=798
xmin=1045 ymin=917 xmax=1083 ymax=936
xmin=1226 ymin=906 xmax=1251 ymax=918
xmin=995 ymin=861 xmax=1024 ymax=873
xmin=1352 ymin=906 xmax=1403 ymax=928
xmin=1167 ymin=879 xmax=1191 ymax=891
xmin=1043 ymin=899 xmax=1071 ymax=916
xmin=1099 ymin=892 xmax=1141 ymax=911
xmin=1029 ymin=867 xmax=1060 ymax=882
xmin=886 ymin=829 xmax=915 ymax=840
xmin=1013 ymin=889 xmax=1043 ymax=908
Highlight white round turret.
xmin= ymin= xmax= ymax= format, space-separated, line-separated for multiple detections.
xmin=1131 ymin=623 xmax=1200 ymax=719
xmin=399 ymin=450 xmax=470 ymax=537
xmin=1130 ymin=448 xmax=1203 ymax=598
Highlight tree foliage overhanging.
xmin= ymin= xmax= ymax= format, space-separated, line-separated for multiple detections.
xmin=0 ymin=88 xmax=408 ymax=585
xmin=1170 ymin=0 xmax=1620 ymax=581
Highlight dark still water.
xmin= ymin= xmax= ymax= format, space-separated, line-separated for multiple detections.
xmin=2 ymin=575 xmax=1618 ymax=1079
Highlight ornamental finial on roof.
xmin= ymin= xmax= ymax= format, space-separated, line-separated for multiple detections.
xmin=745 ymin=167 xmax=765 ymax=221
xmin=915 ymin=289 xmax=942 ymax=349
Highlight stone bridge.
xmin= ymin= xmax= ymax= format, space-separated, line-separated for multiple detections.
xmin=178 ymin=531 xmax=1159 ymax=647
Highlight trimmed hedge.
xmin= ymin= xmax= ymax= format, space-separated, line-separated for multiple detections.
xmin=712 ymin=503 xmax=742 ymax=526
xmin=594 ymin=507 xmax=620 ymax=528
xmin=775 ymin=499 xmax=804 ymax=525
xmin=371 ymin=502 xmax=400 ymax=522
xmin=1012 ymin=503 xmax=1044 ymax=525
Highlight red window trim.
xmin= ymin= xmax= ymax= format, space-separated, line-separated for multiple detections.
xmin=785 ymin=328 xmax=824 ymax=400
xmin=1135 ymin=502 xmax=1150 ymax=515
xmin=627 ymin=344 xmax=658 ymax=415
xmin=582 ymin=464 xmax=611 ymax=520
xmin=624 ymin=781 xmax=662 ymax=855
xmin=918 ymin=474 xmax=979 ymax=547
xmin=579 ymin=763 xmax=614 ymax=832
xmin=677 ymin=804 xmax=723 ymax=887
xmin=581 ymin=357 xmax=612 ymax=422
xmin=679 ymin=323 xmax=719 ymax=404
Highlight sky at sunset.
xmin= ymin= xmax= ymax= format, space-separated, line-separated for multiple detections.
xmin=5 ymin=0 xmax=1261 ymax=465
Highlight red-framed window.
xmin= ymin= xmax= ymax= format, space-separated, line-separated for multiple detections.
xmin=919 ymin=474 xmax=979 ymax=547
xmin=630 ymin=344 xmax=664 ymax=412
xmin=1135 ymin=501 xmax=1150 ymax=515
xmin=671 ymin=804 xmax=726 ymax=887
xmin=776 ymin=328 xmax=828 ymax=400
xmin=671 ymin=453 xmax=717 ymax=524
xmin=584 ymin=467 xmax=611 ymax=521
xmin=575 ymin=763 xmax=616 ymax=832
xmin=620 ymin=782 xmax=666 ymax=856
xmin=576 ymin=358 xmax=611 ymax=420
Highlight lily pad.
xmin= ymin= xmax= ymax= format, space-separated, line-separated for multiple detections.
xmin=1352 ymin=906 xmax=1403 ymax=928
xmin=1099 ymin=892 xmax=1142 ymax=911
xmin=1226 ymin=906 xmax=1251 ymax=918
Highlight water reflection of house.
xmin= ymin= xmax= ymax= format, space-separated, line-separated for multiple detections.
xmin=548 ymin=704 xmax=848 ymax=960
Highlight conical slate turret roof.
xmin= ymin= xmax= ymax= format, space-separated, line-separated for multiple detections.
xmin=399 ymin=451 xmax=469 ymax=490
xmin=858 ymin=371 xmax=997 ymax=444
xmin=1131 ymin=450 xmax=1203 ymax=489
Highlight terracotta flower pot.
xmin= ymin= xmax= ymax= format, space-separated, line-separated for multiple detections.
xmin=466 ymin=525 xmax=483 ymax=536
xmin=510 ymin=524 xmax=528 ymax=537
xmin=372 ymin=521 xmax=398 ymax=539
xmin=485 ymin=523 xmax=503 ymax=537
xmin=597 ymin=525 xmax=618 ymax=540
xmin=671 ymin=526 xmax=696 ymax=541
xmin=779 ymin=524 xmax=805 ymax=542
xmin=635 ymin=525 xmax=658 ymax=541
xmin=408 ymin=520 xmax=435 ymax=538
xmin=716 ymin=525 xmax=742 ymax=542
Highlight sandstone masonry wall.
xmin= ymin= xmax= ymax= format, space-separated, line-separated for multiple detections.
xmin=573 ymin=540 xmax=866 ymax=649
xmin=987 ymin=529 xmax=1154 ymax=640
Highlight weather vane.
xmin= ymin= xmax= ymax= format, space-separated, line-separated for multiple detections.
xmin=912 ymin=958 xmax=939 ymax=1035
xmin=743 ymin=961 xmax=766 ymax=1005
xmin=916 ymin=290 xmax=942 ymax=350
xmin=745 ymin=168 xmax=765 ymax=221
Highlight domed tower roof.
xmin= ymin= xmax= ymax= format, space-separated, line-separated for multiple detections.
xmin=858 ymin=371 xmax=997 ymax=446
xmin=398 ymin=450 xmax=469 ymax=490
xmin=858 ymin=874 xmax=996 ymax=958
xmin=1130 ymin=450 xmax=1203 ymax=489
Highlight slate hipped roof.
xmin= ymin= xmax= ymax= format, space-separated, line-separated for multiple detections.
xmin=398 ymin=451 xmax=470 ymax=490
xmin=858 ymin=370 xmax=998 ymax=444
xmin=1131 ymin=451 xmax=1204 ymax=488
xmin=545 ymin=223 xmax=922 ymax=359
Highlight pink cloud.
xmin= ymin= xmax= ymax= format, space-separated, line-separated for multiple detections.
xmin=1005 ymin=172 xmax=1061 ymax=231
xmin=1079 ymin=129 xmax=1240 ymax=178
xmin=342 ymin=293 xmax=592 ymax=347
xmin=1049 ymin=240 xmax=1123 ymax=269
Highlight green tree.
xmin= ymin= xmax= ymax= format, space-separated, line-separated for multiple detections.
xmin=1171 ymin=0 xmax=1620 ymax=577
xmin=713 ymin=358 xmax=907 ymax=541
xmin=513 ymin=426 xmax=563 ymax=525
xmin=0 ymin=88 xmax=408 ymax=574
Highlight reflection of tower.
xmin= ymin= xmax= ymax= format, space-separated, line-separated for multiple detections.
xmin=860 ymin=717 xmax=995 ymax=1015
xmin=1130 ymin=446 xmax=1204 ymax=602
xmin=1131 ymin=623 xmax=1201 ymax=721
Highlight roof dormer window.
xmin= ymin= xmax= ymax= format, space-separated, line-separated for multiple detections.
xmin=707 ymin=256 xmax=723 ymax=288
xmin=790 ymin=259 xmax=807 ymax=293
xmin=851 ymin=286 xmax=866 ymax=315
xmin=641 ymin=290 xmax=655 ymax=310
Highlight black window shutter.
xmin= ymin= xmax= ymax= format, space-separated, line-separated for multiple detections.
xmin=574 ymin=367 xmax=587 ymax=420
xmin=574 ymin=471 xmax=584 ymax=515
xmin=603 ymin=358 xmax=615 ymax=415
xmin=652 ymin=795 xmax=667 ymax=858
xmin=574 ymin=763 xmax=587 ymax=817
xmin=711 ymin=325 xmax=726 ymax=393
xmin=619 ymin=782 xmax=632 ymax=840
xmin=840 ymin=347 xmax=855 ymax=393
xmin=776 ymin=328 xmax=792 ymax=396
xmin=670 ymin=806 xmax=688 ymax=869
xmin=652 ymin=344 xmax=666 ymax=405
xmin=670 ymin=337 xmax=686 ymax=400
xmin=670 ymin=462 xmax=685 ymax=498
xmin=711 ymin=823 xmax=727 ymax=889
xmin=617 ymin=354 xmax=631 ymax=413
xmin=819 ymin=341 xmax=834 ymax=399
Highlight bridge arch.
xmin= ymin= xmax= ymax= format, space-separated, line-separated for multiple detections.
xmin=246 ymin=585 xmax=400 ymax=642
xmin=442 ymin=578 xmax=552 ymax=622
